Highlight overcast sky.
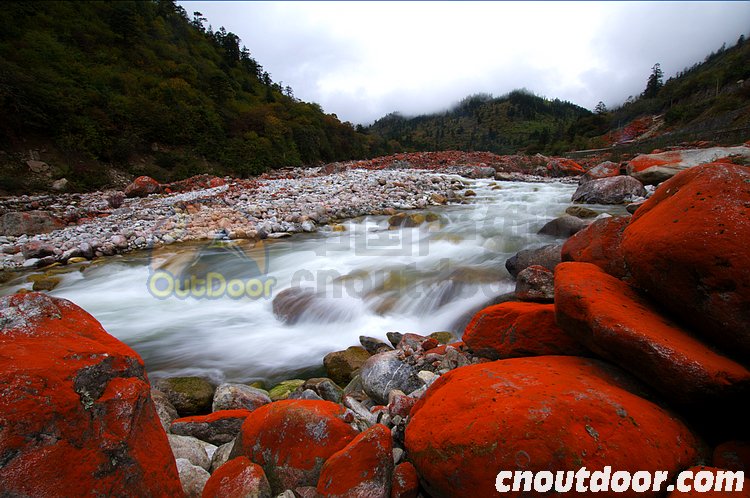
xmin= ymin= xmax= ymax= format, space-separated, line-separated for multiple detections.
xmin=180 ymin=1 xmax=750 ymax=125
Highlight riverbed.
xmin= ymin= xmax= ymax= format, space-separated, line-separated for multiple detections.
xmin=1 ymin=179 xmax=623 ymax=384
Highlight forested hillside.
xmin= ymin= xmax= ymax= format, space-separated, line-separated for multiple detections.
xmin=0 ymin=0 xmax=391 ymax=191
xmin=368 ymin=90 xmax=592 ymax=156
xmin=561 ymin=34 xmax=750 ymax=151
xmin=368 ymin=35 xmax=750 ymax=156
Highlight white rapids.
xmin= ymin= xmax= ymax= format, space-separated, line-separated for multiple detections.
xmin=2 ymin=179 xmax=622 ymax=384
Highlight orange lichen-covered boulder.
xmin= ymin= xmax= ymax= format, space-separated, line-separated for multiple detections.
xmin=391 ymin=462 xmax=419 ymax=498
xmin=626 ymin=146 xmax=750 ymax=184
xmin=561 ymin=215 xmax=631 ymax=279
xmin=546 ymin=157 xmax=585 ymax=177
xmin=316 ymin=424 xmax=393 ymax=498
xmin=202 ymin=457 xmax=271 ymax=498
xmin=404 ymin=356 xmax=703 ymax=498
xmin=666 ymin=466 xmax=750 ymax=497
xmin=620 ymin=163 xmax=750 ymax=360
xmin=555 ymin=262 xmax=750 ymax=406
xmin=230 ymin=399 xmax=358 ymax=494
xmin=463 ymin=302 xmax=586 ymax=360
xmin=0 ymin=292 xmax=182 ymax=497
xmin=124 ymin=175 xmax=161 ymax=198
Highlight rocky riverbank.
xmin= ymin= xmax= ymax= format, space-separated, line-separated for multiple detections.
xmin=1 ymin=147 xmax=749 ymax=497
xmin=0 ymin=150 xmax=592 ymax=273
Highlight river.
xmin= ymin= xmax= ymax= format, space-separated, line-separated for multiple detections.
xmin=1 ymin=178 xmax=621 ymax=385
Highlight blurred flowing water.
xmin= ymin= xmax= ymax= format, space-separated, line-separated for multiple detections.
xmin=2 ymin=179 xmax=621 ymax=384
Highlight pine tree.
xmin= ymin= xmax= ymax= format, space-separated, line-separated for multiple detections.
xmin=643 ymin=63 xmax=664 ymax=98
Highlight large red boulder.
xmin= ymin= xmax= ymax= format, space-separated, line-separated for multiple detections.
xmin=230 ymin=399 xmax=358 ymax=494
xmin=405 ymin=356 xmax=703 ymax=498
xmin=561 ymin=215 xmax=631 ymax=279
xmin=125 ymin=175 xmax=161 ymax=198
xmin=463 ymin=302 xmax=587 ymax=360
xmin=626 ymin=146 xmax=750 ymax=184
xmin=620 ymin=163 xmax=750 ymax=360
xmin=316 ymin=424 xmax=393 ymax=497
xmin=555 ymin=262 xmax=750 ymax=407
xmin=0 ymin=292 xmax=182 ymax=496
xmin=202 ymin=456 xmax=271 ymax=498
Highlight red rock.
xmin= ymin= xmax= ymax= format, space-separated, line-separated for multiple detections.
xmin=582 ymin=161 xmax=620 ymax=182
xmin=713 ymin=441 xmax=750 ymax=472
xmin=171 ymin=409 xmax=253 ymax=446
xmin=463 ymin=302 xmax=587 ymax=360
xmin=231 ymin=399 xmax=358 ymax=494
xmin=202 ymin=456 xmax=272 ymax=498
xmin=1 ymin=210 xmax=65 ymax=236
xmin=561 ymin=216 xmax=631 ymax=279
xmin=317 ymin=424 xmax=393 ymax=498
xmin=124 ymin=175 xmax=161 ymax=198
xmin=208 ymin=177 xmax=226 ymax=188
xmin=546 ymin=157 xmax=585 ymax=177
xmin=514 ymin=264 xmax=554 ymax=302
xmin=0 ymin=292 xmax=182 ymax=496
xmin=391 ymin=462 xmax=419 ymax=498
xmin=666 ymin=466 xmax=749 ymax=497
xmin=555 ymin=262 xmax=750 ymax=407
xmin=424 ymin=342 xmax=464 ymax=355
xmin=388 ymin=393 xmax=417 ymax=418
xmin=405 ymin=356 xmax=703 ymax=498
xmin=626 ymin=146 xmax=750 ymax=184
xmin=620 ymin=163 xmax=750 ymax=359
xmin=420 ymin=338 xmax=439 ymax=351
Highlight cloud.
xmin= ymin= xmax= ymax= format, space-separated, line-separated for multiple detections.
xmin=180 ymin=1 xmax=750 ymax=124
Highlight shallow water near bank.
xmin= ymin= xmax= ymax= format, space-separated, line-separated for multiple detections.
xmin=2 ymin=179 xmax=625 ymax=384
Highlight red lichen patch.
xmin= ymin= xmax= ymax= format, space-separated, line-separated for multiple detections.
xmin=463 ymin=302 xmax=587 ymax=360
xmin=317 ymin=424 xmax=393 ymax=497
xmin=124 ymin=175 xmax=161 ymax=197
xmin=666 ymin=466 xmax=750 ymax=497
xmin=232 ymin=399 xmax=358 ymax=494
xmin=621 ymin=162 xmax=750 ymax=360
xmin=626 ymin=151 xmax=683 ymax=173
xmin=546 ymin=158 xmax=585 ymax=176
xmin=405 ymin=356 xmax=703 ymax=498
xmin=391 ymin=462 xmax=419 ymax=498
xmin=554 ymin=262 xmax=750 ymax=406
xmin=561 ymin=216 xmax=631 ymax=279
xmin=423 ymin=341 xmax=464 ymax=355
xmin=0 ymin=292 xmax=182 ymax=496
xmin=202 ymin=456 xmax=271 ymax=498
xmin=388 ymin=393 xmax=418 ymax=419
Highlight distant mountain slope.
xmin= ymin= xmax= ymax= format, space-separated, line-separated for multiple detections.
xmin=567 ymin=34 xmax=750 ymax=152
xmin=0 ymin=0 xmax=390 ymax=191
xmin=368 ymin=35 xmax=750 ymax=158
xmin=367 ymin=90 xmax=592 ymax=155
